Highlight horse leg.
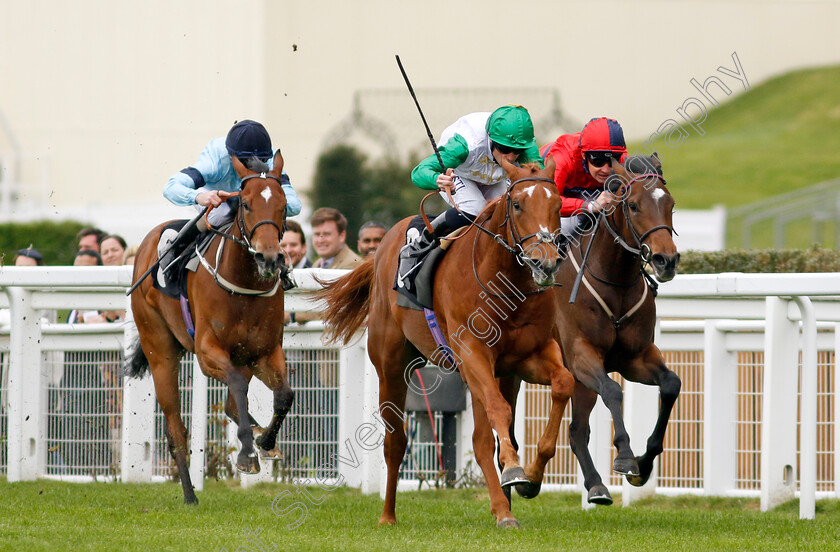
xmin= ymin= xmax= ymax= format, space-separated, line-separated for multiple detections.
xmin=374 ymin=357 xmax=410 ymax=526
xmin=515 ymin=344 xmax=575 ymax=500
xmin=621 ymin=345 xmax=681 ymax=487
xmin=151 ymin=363 xmax=198 ymax=504
xmin=569 ymin=381 xmax=612 ymax=505
xmin=196 ymin=338 xmax=260 ymax=474
xmin=573 ymin=345 xmax=638 ymax=477
xmin=458 ymin=347 xmax=526 ymax=489
xmin=252 ymin=346 xmax=295 ymax=456
xmin=470 ymin=396 xmax=518 ymax=528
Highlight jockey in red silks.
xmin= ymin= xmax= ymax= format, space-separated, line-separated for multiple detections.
xmin=540 ymin=117 xmax=627 ymax=237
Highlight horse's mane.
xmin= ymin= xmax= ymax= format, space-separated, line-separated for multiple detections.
xmin=624 ymin=155 xmax=663 ymax=176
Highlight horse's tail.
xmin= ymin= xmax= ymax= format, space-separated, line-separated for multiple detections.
xmin=311 ymin=257 xmax=375 ymax=345
xmin=124 ymin=338 xmax=150 ymax=379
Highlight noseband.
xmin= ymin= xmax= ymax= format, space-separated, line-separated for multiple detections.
xmin=602 ymin=173 xmax=674 ymax=263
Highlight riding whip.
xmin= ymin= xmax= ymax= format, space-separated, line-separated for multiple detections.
xmin=395 ymin=55 xmax=445 ymax=173
xmin=568 ymin=212 xmax=602 ymax=304
xmin=125 ymin=206 xmax=209 ymax=296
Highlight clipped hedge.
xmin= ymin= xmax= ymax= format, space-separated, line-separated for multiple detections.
xmin=679 ymin=246 xmax=840 ymax=274
xmin=0 ymin=220 xmax=90 ymax=266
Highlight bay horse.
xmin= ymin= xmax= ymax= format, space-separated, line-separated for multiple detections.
xmin=553 ymin=154 xmax=681 ymax=505
xmin=313 ymin=159 xmax=575 ymax=528
xmin=125 ymin=151 xmax=293 ymax=504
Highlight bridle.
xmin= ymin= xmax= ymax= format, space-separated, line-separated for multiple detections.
xmin=197 ymin=172 xmax=288 ymax=296
xmin=470 ymin=176 xmax=563 ymax=298
xmin=601 ymin=173 xmax=674 ymax=264
xmin=213 ymin=172 xmax=286 ymax=253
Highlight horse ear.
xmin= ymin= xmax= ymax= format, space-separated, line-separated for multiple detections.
xmin=270 ymin=149 xmax=285 ymax=177
xmin=610 ymin=156 xmax=626 ymax=178
xmin=231 ymin=154 xmax=249 ymax=178
xmin=542 ymin=156 xmax=556 ymax=179
xmin=498 ymin=155 xmax=517 ymax=177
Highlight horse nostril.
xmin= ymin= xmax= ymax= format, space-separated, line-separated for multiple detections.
xmin=254 ymin=253 xmax=265 ymax=264
xmin=651 ymin=254 xmax=667 ymax=268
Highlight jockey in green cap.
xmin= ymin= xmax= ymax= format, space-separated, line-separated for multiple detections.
xmin=397 ymin=105 xmax=542 ymax=287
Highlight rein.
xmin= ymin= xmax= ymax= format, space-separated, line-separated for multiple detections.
xmin=197 ymin=173 xmax=286 ymax=296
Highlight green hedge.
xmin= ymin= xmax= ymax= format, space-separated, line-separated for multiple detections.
xmin=679 ymin=246 xmax=840 ymax=274
xmin=0 ymin=220 xmax=89 ymax=266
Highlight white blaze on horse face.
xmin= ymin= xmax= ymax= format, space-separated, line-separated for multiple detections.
xmin=523 ymin=185 xmax=536 ymax=197
xmin=651 ymin=187 xmax=666 ymax=203
xmin=543 ymin=187 xmax=552 ymax=200
xmin=261 ymin=185 xmax=272 ymax=203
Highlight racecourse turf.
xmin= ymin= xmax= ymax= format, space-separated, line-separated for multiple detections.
xmin=1 ymin=479 xmax=838 ymax=551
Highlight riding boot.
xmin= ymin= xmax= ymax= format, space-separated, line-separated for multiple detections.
xmin=279 ymin=266 xmax=296 ymax=291
xmin=159 ymin=222 xmax=202 ymax=274
xmin=397 ymin=208 xmax=474 ymax=285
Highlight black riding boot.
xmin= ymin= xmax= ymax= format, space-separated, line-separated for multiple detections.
xmin=159 ymin=222 xmax=202 ymax=274
xmin=397 ymin=208 xmax=474 ymax=285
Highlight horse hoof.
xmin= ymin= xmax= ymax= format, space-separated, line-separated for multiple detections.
xmin=496 ymin=517 xmax=520 ymax=529
xmin=236 ymin=452 xmax=261 ymax=474
xmin=587 ymin=485 xmax=613 ymax=506
xmin=514 ymin=481 xmax=542 ymax=499
xmin=613 ymin=457 xmax=639 ymax=476
xmin=625 ymin=473 xmax=646 ymax=487
xmin=500 ymin=466 xmax=529 ymax=488
xmin=258 ymin=447 xmax=285 ymax=461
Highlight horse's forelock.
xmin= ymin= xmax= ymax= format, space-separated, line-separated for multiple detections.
xmin=242 ymin=156 xmax=270 ymax=173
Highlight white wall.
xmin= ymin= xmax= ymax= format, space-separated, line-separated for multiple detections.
xmin=1 ymin=0 xmax=838 ymax=247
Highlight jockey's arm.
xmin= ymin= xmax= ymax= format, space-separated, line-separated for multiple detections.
xmin=410 ymin=135 xmax=469 ymax=191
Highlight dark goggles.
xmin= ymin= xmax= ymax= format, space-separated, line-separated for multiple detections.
xmin=586 ymin=152 xmax=619 ymax=167
xmin=492 ymin=141 xmax=525 ymax=156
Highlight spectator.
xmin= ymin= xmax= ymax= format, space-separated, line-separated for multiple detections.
xmin=123 ymin=245 xmax=139 ymax=265
xmin=357 ymin=221 xmax=387 ymax=258
xmin=281 ymin=220 xmax=312 ymax=269
xmin=99 ymin=234 xmax=127 ymax=267
xmin=76 ymin=227 xmax=106 ymax=252
xmin=310 ymin=207 xmax=362 ymax=270
xmin=67 ymin=250 xmax=103 ymax=324
xmin=14 ymin=246 xmax=44 ymax=266
xmin=99 ymin=234 xmax=128 ymax=323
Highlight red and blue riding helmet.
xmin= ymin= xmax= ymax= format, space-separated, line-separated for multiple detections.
xmin=579 ymin=117 xmax=627 ymax=173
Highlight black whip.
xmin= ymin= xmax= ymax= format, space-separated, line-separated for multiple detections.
xmin=395 ymin=55 xmax=445 ymax=172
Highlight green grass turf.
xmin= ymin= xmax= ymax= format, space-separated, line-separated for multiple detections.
xmin=624 ymin=64 xmax=840 ymax=249
xmin=1 ymin=479 xmax=839 ymax=551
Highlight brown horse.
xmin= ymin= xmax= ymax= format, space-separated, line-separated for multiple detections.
xmin=125 ymin=151 xmax=293 ymax=504
xmin=314 ymin=160 xmax=575 ymax=528
xmin=553 ymin=154 xmax=681 ymax=505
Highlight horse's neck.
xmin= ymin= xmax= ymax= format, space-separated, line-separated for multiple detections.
xmin=584 ymin=213 xmax=642 ymax=280
xmin=218 ymin=223 xmax=259 ymax=284
xmin=473 ymin=209 xmax=532 ymax=291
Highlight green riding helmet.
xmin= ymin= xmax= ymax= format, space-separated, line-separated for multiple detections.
xmin=485 ymin=105 xmax=537 ymax=150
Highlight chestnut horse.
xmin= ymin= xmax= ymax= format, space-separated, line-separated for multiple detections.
xmin=314 ymin=160 xmax=575 ymax=528
xmin=553 ymin=154 xmax=681 ymax=505
xmin=126 ymin=151 xmax=293 ymax=504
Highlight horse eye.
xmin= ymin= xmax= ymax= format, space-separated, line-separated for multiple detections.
xmin=242 ymin=201 xmax=251 ymax=212
xmin=512 ymin=201 xmax=521 ymax=211
xmin=629 ymin=202 xmax=639 ymax=213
